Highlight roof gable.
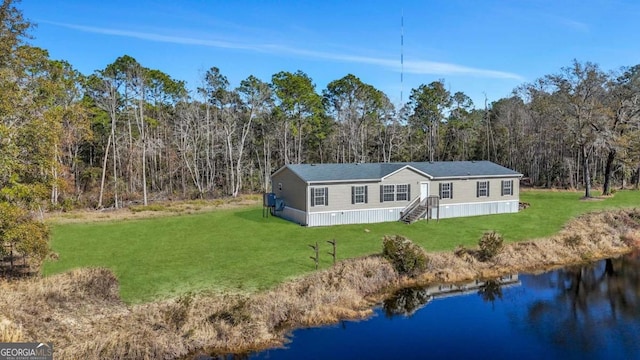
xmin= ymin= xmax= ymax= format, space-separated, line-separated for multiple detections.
xmin=381 ymin=164 xmax=433 ymax=180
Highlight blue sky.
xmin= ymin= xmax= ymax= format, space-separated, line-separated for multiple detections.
xmin=18 ymin=0 xmax=640 ymax=109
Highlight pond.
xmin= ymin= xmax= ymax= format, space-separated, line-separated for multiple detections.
xmin=213 ymin=253 xmax=640 ymax=360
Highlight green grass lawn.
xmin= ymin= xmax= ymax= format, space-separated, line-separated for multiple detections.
xmin=43 ymin=189 xmax=640 ymax=303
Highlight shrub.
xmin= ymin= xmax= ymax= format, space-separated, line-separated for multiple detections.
xmin=564 ymin=234 xmax=582 ymax=248
xmin=454 ymin=244 xmax=475 ymax=262
xmin=212 ymin=199 xmax=224 ymax=207
xmin=478 ymin=231 xmax=504 ymax=261
xmin=207 ymin=299 xmax=251 ymax=326
xmin=164 ymin=292 xmax=193 ymax=330
xmin=129 ymin=204 xmax=167 ymax=213
xmin=382 ymin=235 xmax=428 ymax=277
xmin=0 ymin=202 xmax=50 ymax=269
xmin=61 ymin=198 xmax=75 ymax=212
xmin=454 ymin=245 xmax=468 ymax=257
xmin=629 ymin=208 xmax=640 ymax=224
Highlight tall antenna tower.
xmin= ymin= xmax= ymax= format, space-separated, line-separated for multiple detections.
xmin=400 ymin=10 xmax=404 ymax=104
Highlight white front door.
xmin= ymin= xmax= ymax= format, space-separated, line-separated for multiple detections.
xmin=420 ymin=182 xmax=429 ymax=201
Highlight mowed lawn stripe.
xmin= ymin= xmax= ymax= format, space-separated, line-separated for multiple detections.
xmin=44 ymin=190 xmax=640 ymax=303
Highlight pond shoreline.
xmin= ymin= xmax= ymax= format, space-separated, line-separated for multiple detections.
xmin=2 ymin=209 xmax=640 ymax=359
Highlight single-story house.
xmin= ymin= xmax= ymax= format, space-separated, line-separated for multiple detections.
xmin=270 ymin=161 xmax=523 ymax=227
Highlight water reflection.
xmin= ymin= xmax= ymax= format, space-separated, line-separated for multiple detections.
xmin=478 ymin=279 xmax=503 ymax=303
xmin=520 ymin=251 xmax=640 ymax=356
xmin=384 ymin=274 xmax=520 ymax=317
xmin=192 ymin=353 xmax=249 ymax=360
xmin=239 ymin=253 xmax=640 ymax=360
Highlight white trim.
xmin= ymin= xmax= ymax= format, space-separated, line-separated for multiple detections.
xmin=353 ymin=185 xmax=367 ymax=204
xmin=477 ymin=180 xmax=489 ymax=197
xmin=382 ymin=165 xmax=433 ymax=180
xmin=433 ymin=174 xmax=523 ymax=180
xmin=308 ymin=178 xmax=380 ymax=185
xmin=309 ymin=206 xmax=405 ymax=215
xmin=420 ymin=181 xmax=430 ymax=201
xmin=440 ymin=199 xmax=517 ymax=207
xmin=396 ymin=184 xmax=409 ymax=201
xmin=382 ymin=184 xmax=396 ymax=202
xmin=307 ymin=173 xmax=522 ymax=183
xmin=501 ymin=179 xmax=513 ymax=196
xmin=439 ymin=182 xmax=453 ymax=199
xmin=312 ymin=187 xmax=327 ymax=206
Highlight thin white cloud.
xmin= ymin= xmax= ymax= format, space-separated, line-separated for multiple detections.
xmin=548 ymin=15 xmax=589 ymax=33
xmin=272 ymin=47 xmax=524 ymax=81
xmin=540 ymin=12 xmax=590 ymax=33
xmin=45 ymin=21 xmax=524 ymax=81
xmin=42 ymin=21 xmax=265 ymax=51
xmin=403 ymin=60 xmax=524 ymax=80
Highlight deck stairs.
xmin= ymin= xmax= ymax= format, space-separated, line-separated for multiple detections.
xmin=399 ymin=197 xmax=428 ymax=224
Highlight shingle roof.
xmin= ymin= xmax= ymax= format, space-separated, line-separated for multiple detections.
xmin=279 ymin=161 xmax=522 ymax=183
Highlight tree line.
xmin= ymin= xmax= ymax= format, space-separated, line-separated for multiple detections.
xmin=76 ymin=59 xmax=640 ymax=205
xmin=1 ymin=0 xmax=640 ymax=265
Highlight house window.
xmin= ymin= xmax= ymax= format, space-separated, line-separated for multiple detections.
xmin=501 ymin=180 xmax=513 ymax=196
xmin=477 ymin=181 xmax=490 ymax=197
xmin=396 ymin=184 xmax=409 ymax=201
xmin=311 ymin=187 xmax=328 ymax=206
xmin=380 ymin=184 xmax=410 ymax=202
xmin=352 ymin=186 xmax=368 ymax=204
xmin=439 ymin=182 xmax=453 ymax=199
xmin=382 ymin=185 xmax=395 ymax=202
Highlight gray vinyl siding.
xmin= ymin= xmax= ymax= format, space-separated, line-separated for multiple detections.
xmin=307 ymin=182 xmax=379 ymax=213
xmin=383 ymin=167 xmax=429 ymax=184
xmin=433 ymin=177 xmax=520 ymax=205
xmin=271 ymin=163 xmax=521 ymax=227
xmin=271 ymin=168 xmax=308 ymax=212
xmin=433 ymin=176 xmax=520 ymax=219
xmin=306 ymin=169 xmax=430 ymax=213
xmin=379 ymin=168 xmax=429 ymax=204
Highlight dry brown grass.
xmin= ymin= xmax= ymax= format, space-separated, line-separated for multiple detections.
xmin=0 ymin=317 xmax=24 ymax=342
xmin=1 ymin=256 xmax=397 ymax=359
xmin=3 ymin=208 xmax=640 ymax=359
xmin=415 ymin=208 xmax=640 ymax=284
xmin=45 ymin=195 xmax=261 ymax=224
